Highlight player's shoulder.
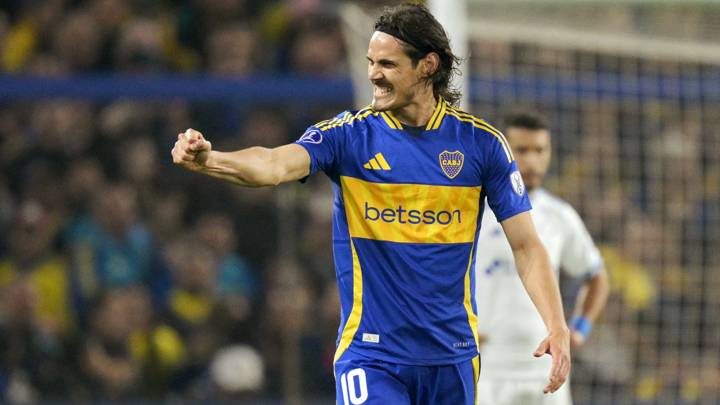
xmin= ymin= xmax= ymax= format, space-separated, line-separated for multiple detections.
xmin=443 ymin=105 xmax=513 ymax=157
xmin=311 ymin=106 xmax=380 ymax=132
xmin=534 ymin=189 xmax=584 ymax=224
xmin=443 ymin=105 xmax=504 ymax=139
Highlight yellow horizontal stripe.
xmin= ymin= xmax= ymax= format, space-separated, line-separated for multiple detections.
xmin=340 ymin=176 xmax=481 ymax=244
xmin=375 ymin=153 xmax=391 ymax=170
xmin=445 ymin=110 xmax=513 ymax=163
xmin=333 ymin=239 xmax=363 ymax=363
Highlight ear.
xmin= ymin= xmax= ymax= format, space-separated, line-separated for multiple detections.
xmin=421 ymin=52 xmax=440 ymax=78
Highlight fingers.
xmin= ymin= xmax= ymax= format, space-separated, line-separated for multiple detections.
xmin=544 ymin=353 xmax=569 ymax=393
xmin=544 ymin=345 xmax=571 ymax=394
xmin=183 ymin=129 xmax=209 ymax=152
xmin=535 ymin=332 xmax=571 ymax=394
xmin=171 ymin=129 xmax=208 ymax=165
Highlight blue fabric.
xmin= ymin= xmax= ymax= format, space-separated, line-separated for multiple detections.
xmin=335 ymin=350 xmax=478 ymax=405
xmin=296 ymin=100 xmax=531 ymax=365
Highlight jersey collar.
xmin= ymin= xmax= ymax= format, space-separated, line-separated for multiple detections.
xmin=377 ymin=97 xmax=448 ymax=131
xmin=424 ymin=96 xmax=447 ymax=131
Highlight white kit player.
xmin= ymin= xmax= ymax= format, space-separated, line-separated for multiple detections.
xmin=475 ymin=110 xmax=610 ymax=405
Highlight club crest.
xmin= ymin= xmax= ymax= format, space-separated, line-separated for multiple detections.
xmin=438 ymin=150 xmax=464 ymax=179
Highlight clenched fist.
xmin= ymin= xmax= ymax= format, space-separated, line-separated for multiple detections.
xmin=171 ymin=128 xmax=212 ymax=171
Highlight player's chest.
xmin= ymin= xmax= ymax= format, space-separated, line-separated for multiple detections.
xmin=342 ymin=128 xmax=481 ymax=185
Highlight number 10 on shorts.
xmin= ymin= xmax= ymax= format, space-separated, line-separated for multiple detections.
xmin=340 ymin=368 xmax=369 ymax=404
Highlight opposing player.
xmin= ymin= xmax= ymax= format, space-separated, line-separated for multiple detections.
xmin=475 ymin=109 xmax=610 ymax=405
xmin=172 ymin=4 xmax=571 ymax=404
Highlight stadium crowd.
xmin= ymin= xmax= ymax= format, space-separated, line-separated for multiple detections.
xmin=1 ymin=0 xmax=720 ymax=404
xmin=0 ymin=0 xmax=366 ymax=402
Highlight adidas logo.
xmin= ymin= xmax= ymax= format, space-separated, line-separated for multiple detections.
xmin=363 ymin=153 xmax=391 ymax=170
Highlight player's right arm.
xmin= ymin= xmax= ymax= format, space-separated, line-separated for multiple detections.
xmin=171 ymin=128 xmax=311 ymax=187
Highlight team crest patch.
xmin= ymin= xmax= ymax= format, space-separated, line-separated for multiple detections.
xmin=438 ymin=150 xmax=464 ymax=179
xmin=510 ymin=170 xmax=525 ymax=196
xmin=298 ymin=129 xmax=322 ymax=144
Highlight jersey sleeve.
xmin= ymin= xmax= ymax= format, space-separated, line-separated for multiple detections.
xmin=559 ymin=205 xmax=604 ymax=279
xmin=294 ymin=112 xmax=348 ymax=177
xmin=480 ymin=130 xmax=532 ymax=221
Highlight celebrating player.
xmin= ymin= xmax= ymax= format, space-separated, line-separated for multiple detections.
xmin=475 ymin=109 xmax=610 ymax=405
xmin=172 ymin=4 xmax=570 ymax=404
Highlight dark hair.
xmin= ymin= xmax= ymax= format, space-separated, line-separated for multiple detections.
xmin=374 ymin=3 xmax=461 ymax=105
xmin=500 ymin=108 xmax=550 ymax=132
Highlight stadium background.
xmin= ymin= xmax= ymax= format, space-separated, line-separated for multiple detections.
xmin=0 ymin=0 xmax=718 ymax=404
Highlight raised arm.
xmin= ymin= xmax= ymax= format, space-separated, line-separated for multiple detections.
xmin=171 ymin=128 xmax=311 ymax=187
xmin=500 ymin=211 xmax=571 ymax=394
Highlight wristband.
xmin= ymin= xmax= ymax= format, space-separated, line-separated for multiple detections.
xmin=570 ymin=315 xmax=592 ymax=339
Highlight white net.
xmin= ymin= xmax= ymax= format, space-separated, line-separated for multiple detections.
xmin=467 ymin=2 xmax=720 ymax=404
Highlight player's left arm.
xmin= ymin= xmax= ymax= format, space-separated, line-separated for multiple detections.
xmin=501 ymin=211 xmax=571 ymax=394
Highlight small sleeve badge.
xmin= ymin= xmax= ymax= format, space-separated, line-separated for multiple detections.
xmin=298 ymin=129 xmax=323 ymax=144
xmin=510 ymin=170 xmax=525 ymax=196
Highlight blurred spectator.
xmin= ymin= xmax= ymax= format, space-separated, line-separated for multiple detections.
xmin=116 ymin=135 xmax=161 ymax=217
xmin=162 ymin=234 xmax=257 ymax=398
xmin=65 ymin=183 xmax=160 ymax=322
xmin=261 ymin=259 xmax=312 ymax=395
xmin=0 ymin=200 xmax=76 ymax=401
xmin=206 ymin=23 xmax=260 ymax=76
xmin=114 ymin=18 xmax=167 ymax=72
xmin=29 ymin=101 xmax=96 ymax=161
xmin=63 ymin=158 xmax=106 ymax=216
xmin=285 ymin=16 xmax=346 ymax=75
xmin=82 ymin=286 xmax=145 ymax=400
xmin=0 ymin=200 xmax=72 ymax=334
xmin=195 ymin=211 xmax=258 ymax=302
xmin=52 ymin=9 xmax=102 ymax=71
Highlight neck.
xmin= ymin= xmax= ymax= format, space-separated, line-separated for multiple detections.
xmin=390 ymin=87 xmax=437 ymax=127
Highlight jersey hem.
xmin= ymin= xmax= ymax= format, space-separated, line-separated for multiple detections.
xmin=294 ymin=141 xmax=316 ymax=181
xmin=494 ymin=206 xmax=532 ymax=223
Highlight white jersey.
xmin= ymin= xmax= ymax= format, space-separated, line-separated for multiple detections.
xmin=475 ymin=188 xmax=602 ymax=379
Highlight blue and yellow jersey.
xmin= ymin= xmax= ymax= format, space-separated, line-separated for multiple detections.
xmin=295 ymin=97 xmax=531 ymax=365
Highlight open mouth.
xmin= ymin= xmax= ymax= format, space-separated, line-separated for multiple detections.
xmin=373 ymin=84 xmax=393 ymax=97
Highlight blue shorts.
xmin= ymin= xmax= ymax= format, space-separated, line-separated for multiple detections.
xmin=334 ymin=350 xmax=480 ymax=405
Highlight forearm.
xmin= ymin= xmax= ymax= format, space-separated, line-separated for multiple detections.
xmin=514 ymin=241 xmax=568 ymax=332
xmin=197 ymin=147 xmax=280 ymax=187
xmin=572 ymin=268 xmax=609 ymax=323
